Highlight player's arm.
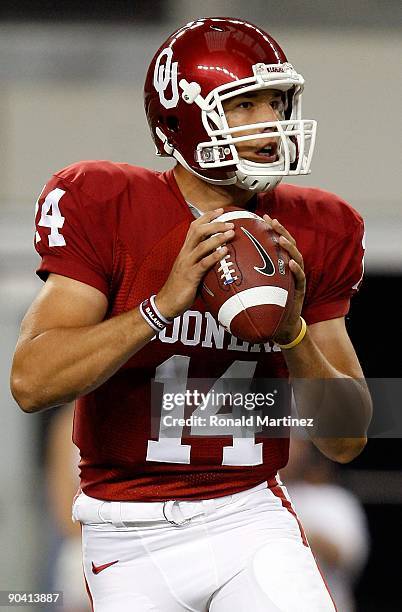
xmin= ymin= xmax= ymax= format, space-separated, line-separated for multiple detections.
xmin=11 ymin=211 xmax=235 ymax=413
xmin=264 ymin=215 xmax=372 ymax=463
xmin=10 ymin=273 xmax=156 ymax=412
xmin=282 ymin=317 xmax=372 ymax=463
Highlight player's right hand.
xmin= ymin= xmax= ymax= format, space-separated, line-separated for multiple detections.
xmin=155 ymin=208 xmax=235 ymax=320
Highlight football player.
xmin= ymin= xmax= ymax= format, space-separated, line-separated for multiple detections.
xmin=11 ymin=18 xmax=372 ymax=611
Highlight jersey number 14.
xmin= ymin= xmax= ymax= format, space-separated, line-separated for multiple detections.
xmin=147 ymin=355 xmax=263 ymax=466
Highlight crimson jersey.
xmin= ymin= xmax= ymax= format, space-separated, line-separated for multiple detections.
xmin=34 ymin=160 xmax=364 ymax=501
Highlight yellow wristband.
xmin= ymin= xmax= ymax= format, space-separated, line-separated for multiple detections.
xmin=276 ymin=317 xmax=307 ymax=350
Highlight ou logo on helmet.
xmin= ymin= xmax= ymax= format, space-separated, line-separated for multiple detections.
xmin=153 ymin=47 xmax=179 ymax=109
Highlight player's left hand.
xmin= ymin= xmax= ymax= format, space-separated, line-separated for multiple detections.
xmin=263 ymin=214 xmax=306 ymax=345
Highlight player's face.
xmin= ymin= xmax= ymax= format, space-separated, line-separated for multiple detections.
xmin=223 ymin=89 xmax=286 ymax=164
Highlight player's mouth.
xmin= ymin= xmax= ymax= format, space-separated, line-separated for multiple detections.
xmin=255 ymin=141 xmax=279 ymax=162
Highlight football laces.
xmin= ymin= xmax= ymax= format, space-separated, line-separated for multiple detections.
xmin=217 ymin=251 xmax=238 ymax=284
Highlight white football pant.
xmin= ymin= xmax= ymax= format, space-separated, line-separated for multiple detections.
xmin=73 ymin=481 xmax=336 ymax=611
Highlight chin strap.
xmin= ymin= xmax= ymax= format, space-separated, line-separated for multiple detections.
xmin=155 ymin=127 xmax=282 ymax=192
xmin=156 ymin=126 xmax=237 ymax=186
xmin=235 ymin=164 xmax=283 ymax=192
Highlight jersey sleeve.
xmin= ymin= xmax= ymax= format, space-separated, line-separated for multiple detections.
xmin=34 ymin=174 xmax=111 ymax=297
xmin=302 ymin=216 xmax=365 ymax=325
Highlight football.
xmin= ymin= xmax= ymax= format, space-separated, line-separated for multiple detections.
xmin=201 ymin=207 xmax=294 ymax=343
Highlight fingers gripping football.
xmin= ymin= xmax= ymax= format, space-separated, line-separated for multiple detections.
xmin=190 ymin=228 xmax=234 ymax=265
xmin=186 ymin=213 xmax=233 ymax=250
xmin=155 ymin=209 xmax=235 ymax=319
xmin=263 ymin=215 xmax=306 ymax=344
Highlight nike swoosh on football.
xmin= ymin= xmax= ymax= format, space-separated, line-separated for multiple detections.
xmin=91 ymin=560 xmax=119 ymax=575
xmin=241 ymin=226 xmax=275 ymax=276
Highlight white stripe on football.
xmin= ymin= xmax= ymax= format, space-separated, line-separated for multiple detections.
xmin=218 ymin=286 xmax=289 ymax=333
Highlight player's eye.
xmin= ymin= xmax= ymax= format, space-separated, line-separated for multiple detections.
xmin=237 ymin=101 xmax=253 ymax=109
xmin=270 ymin=99 xmax=285 ymax=115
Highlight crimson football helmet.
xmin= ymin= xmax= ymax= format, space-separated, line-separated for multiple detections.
xmin=144 ymin=17 xmax=317 ymax=192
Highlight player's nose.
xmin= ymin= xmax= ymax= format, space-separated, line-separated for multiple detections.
xmin=252 ymin=107 xmax=279 ymax=141
xmin=256 ymin=103 xmax=278 ymax=124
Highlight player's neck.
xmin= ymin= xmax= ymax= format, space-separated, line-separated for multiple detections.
xmin=173 ymin=164 xmax=254 ymax=212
